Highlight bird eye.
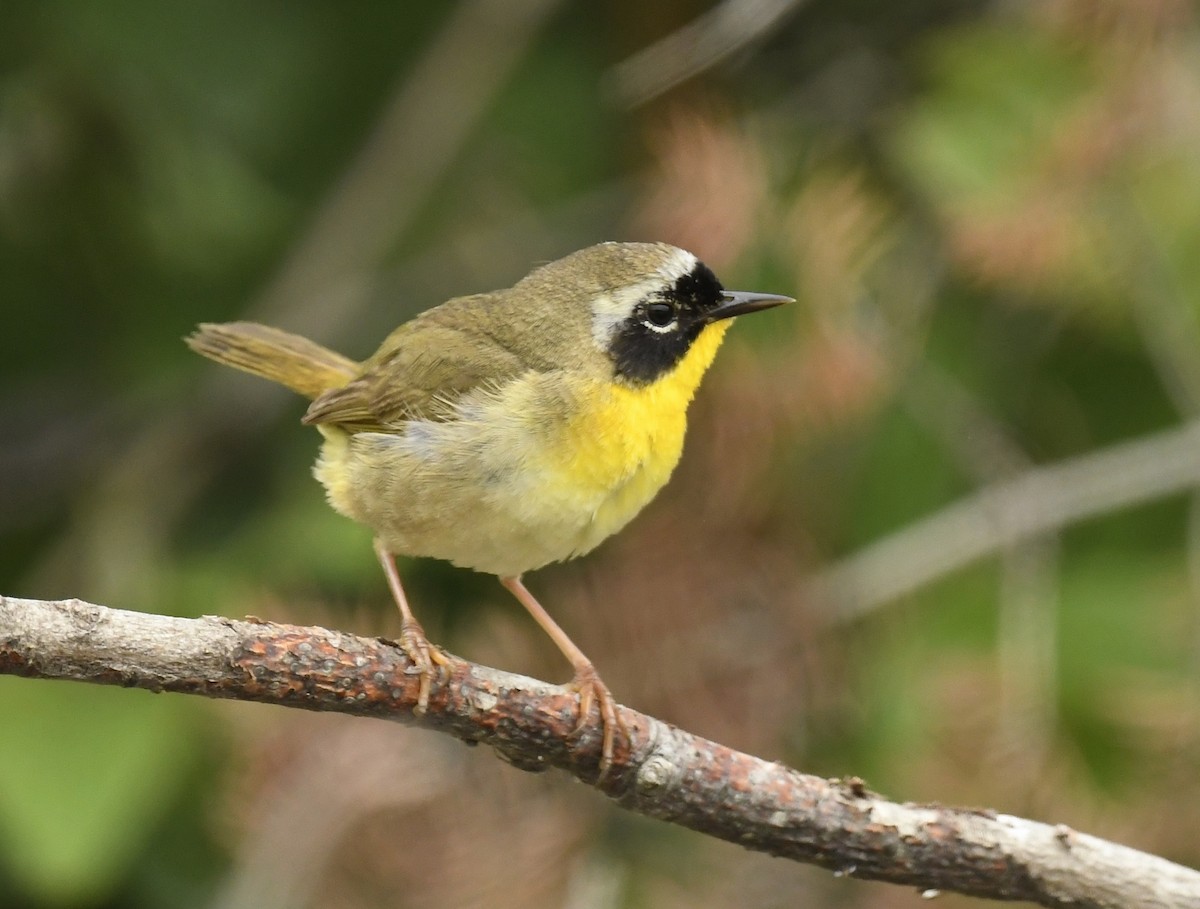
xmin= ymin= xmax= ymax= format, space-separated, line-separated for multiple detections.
xmin=644 ymin=301 xmax=676 ymax=328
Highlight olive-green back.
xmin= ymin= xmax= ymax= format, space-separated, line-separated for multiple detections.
xmin=302 ymin=243 xmax=675 ymax=430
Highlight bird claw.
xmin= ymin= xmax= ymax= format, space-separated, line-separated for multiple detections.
xmin=397 ymin=621 xmax=450 ymax=715
xmin=568 ymin=665 xmax=628 ymax=781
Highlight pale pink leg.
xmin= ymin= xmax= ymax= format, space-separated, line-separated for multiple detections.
xmin=374 ymin=538 xmax=449 ymax=714
xmin=500 ymin=575 xmax=626 ymax=776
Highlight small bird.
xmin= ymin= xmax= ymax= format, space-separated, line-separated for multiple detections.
xmin=188 ymin=241 xmax=791 ymax=771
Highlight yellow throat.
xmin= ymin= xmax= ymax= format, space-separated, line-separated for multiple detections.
xmin=550 ymin=320 xmax=732 ymax=554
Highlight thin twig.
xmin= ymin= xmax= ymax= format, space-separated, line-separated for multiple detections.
xmin=247 ymin=0 xmax=565 ymax=339
xmin=2 ymin=595 xmax=1198 ymax=908
xmin=901 ymin=364 xmax=1060 ymax=766
xmin=606 ymin=0 xmax=807 ymax=108
xmin=813 ymin=419 xmax=1200 ymax=619
xmin=26 ymin=0 xmax=564 ymax=599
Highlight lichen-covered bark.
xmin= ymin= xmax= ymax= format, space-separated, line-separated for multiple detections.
xmin=2 ymin=595 xmax=1197 ymax=908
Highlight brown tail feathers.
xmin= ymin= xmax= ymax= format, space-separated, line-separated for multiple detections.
xmin=186 ymin=322 xmax=358 ymax=400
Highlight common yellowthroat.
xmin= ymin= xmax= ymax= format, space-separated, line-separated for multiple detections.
xmin=188 ymin=241 xmax=791 ymax=771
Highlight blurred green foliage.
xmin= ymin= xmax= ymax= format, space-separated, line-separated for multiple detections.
xmin=2 ymin=2 xmax=1199 ymax=907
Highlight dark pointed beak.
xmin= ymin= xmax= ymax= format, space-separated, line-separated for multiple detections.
xmin=706 ymin=290 xmax=794 ymax=322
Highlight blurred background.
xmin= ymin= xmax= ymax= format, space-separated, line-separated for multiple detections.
xmin=2 ymin=1 xmax=1199 ymax=906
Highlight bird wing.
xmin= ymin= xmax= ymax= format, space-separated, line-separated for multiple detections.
xmin=301 ymin=314 xmax=528 ymax=432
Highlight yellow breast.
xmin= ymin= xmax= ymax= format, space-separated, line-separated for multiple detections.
xmin=543 ymin=320 xmax=731 ymax=553
xmin=313 ymin=321 xmax=731 ymax=576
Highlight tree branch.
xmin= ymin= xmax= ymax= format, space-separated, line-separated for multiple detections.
xmin=606 ymin=0 xmax=808 ymax=108
xmin=812 ymin=419 xmax=1200 ymax=620
xmin=2 ymin=595 xmax=1197 ymax=908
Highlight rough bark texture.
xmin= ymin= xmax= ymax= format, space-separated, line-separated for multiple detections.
xmin=2 ymin=594 xmax=1198 ymax=908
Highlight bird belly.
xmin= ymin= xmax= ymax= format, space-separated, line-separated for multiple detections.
xmin=312 ymin=371 xmax=692 ymax=578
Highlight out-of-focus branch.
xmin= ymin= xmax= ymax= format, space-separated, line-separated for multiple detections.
xmin=606 ymin=0 xmax=806 ymax=108
xmin=813 ymin=419 xmax=1200 ymax=619
xmin=247 ymin=0 xmax=565 ymax=338
xmin=901 ymin=364 xmax=1059 ymax=765
xmin=27 ymin=0 xmax=564 ymax=599
xmin=3 ymin=596 xmax=1198 ymax=909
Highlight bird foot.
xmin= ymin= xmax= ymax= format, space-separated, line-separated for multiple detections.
xmin=568 ymin=664 xmax=628 ymax=780
xmin=397 ymin=620 xmax=450 ymax=715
